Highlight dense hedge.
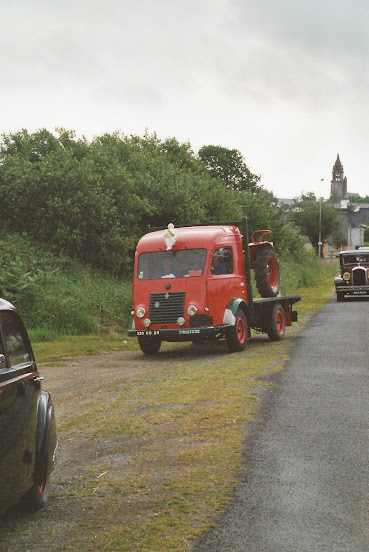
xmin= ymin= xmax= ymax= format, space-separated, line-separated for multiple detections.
xmin=0 ymin=129 xmax=306 ymax=275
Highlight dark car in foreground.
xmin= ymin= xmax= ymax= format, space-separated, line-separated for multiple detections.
xmin=0 ymin=298 xmax=57 ymax=514
xmin=334 ymin=249 xmax=369 ymax=301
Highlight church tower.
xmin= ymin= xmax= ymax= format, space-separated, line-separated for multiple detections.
xmin=330 ymin=154 xmax=348 ymax=199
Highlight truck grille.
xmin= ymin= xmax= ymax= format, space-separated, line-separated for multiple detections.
xmin=149 ymin=292 xmax=185 ymax=323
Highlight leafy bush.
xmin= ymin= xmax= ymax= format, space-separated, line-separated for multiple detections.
xmin=279 ymin=253 xmax=338 ymax=295
xmin=0 ymin=129 xmax=308 ymax=274
xmin=0 ymin=233 xmax=131 ymax=337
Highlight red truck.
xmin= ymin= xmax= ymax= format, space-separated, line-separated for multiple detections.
xmin=128 ymin=218 xmax=301 ymax=355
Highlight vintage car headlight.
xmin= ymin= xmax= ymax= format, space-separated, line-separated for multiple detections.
xmin=343 ymin=272 xmax=351 ymax=281
xmin=143 ymin=318 xmax=151 ymax=327
xmin=136 ymin=307 xmax=146 ymax=318
xmin=187 ymin=305 xmax=198 ymax=316
xmin=177 ymin=317 xmax=185 ymax=326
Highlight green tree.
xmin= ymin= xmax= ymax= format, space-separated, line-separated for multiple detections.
xmin=329 ymin=227 xmax=347 ymax=251
xmin=198 ymin=145 xmax=260 ymax=193
xmin=0 ymin=129 xmax=309 ymax=275
xmin=288 ymin=197 xmax=343 ymax=255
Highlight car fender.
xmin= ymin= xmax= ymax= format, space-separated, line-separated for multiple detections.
xmin=223 ymin=298 xmax=250 ymax=326
xmin=334 ymin=277 xmax=345 ymax=287
xmin=34 ymin=391 xmax=57 ymax=484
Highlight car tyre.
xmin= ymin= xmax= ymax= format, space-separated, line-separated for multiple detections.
xmin=191 ymin=335 xmax=206 ymax=345
xmin=25 ymin=476 xmax=50 ymax=511
xmin=337 ymin=292 xmax=345 ymax=302
xmin=138 ymin=335 xmax=161 ymax=355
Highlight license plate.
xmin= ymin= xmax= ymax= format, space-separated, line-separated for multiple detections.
xmin=137 ymin=330 xmax=160 ymax=336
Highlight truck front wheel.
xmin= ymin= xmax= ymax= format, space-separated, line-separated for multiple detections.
xmin=226 ymin=308 xmax=247 ymax=352
xmin=267 ymin=303 xmax=285 ymax=341
xmin=254 ymin=248 xmax=280 ymax=298
xmin=138 ymin=335 xmax=161 ymax=355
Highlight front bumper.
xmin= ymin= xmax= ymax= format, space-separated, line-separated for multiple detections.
xmin=128 ymin=325 xmax=230 ymax=341
xmin=335 ymin=285 xmax=369 ymax=296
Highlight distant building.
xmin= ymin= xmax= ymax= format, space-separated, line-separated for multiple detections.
xmin=332 ymin=200 xmax=369 ymax=250
xmin=330 ymin=154 xmax=348 ymax=199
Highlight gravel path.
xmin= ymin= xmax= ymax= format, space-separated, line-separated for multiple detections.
xmin=195 ymin=296 xmax=369 ymax=552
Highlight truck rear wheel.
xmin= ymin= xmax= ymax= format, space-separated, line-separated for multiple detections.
xmin=267 ymin=303 xmax=285 ymax=341
xmin=254 ymin=248 xmax=280 ymax=298
xmin=138 ymin=335 xmax=161 ymax=355
xmin=226 ymin=308 xmax=247 ymax=352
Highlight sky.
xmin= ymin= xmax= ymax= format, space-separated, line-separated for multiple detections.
xmin=1 ymin=0 xmax=369 ymax=199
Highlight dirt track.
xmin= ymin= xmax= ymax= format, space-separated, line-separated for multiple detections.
xmin=0 ymin=349 xmax=169 ymax=551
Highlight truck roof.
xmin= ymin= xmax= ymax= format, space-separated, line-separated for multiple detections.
xmin=136 ymin=224 xmax=242 ymax=253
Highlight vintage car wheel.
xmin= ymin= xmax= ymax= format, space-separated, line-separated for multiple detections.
xmin=254 ymin=248 xmax=280 ymax=298
xmin=337 ymin=292 xmax=345 ymax=302
xmin=25 ymin=476 xmax=50 ymax=511
xmin=267 ymin=303 xmax=286 ymax=341
xmin=226 ymin=308 xmax=247 ymax=352
xmin=138 ymin=335 xmax=161 ymax=355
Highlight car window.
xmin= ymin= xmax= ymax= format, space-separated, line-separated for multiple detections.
xmin=210 ymin=248 xmax=234 ymax=275
xmin=0 ymin=311 xmax=32 ymax=367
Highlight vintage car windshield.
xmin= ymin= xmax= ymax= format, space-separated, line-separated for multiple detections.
xmin=138 ymin=249 xmax=207 ymax=280
xmin=342 ymin=254 xmax=369 ymax=265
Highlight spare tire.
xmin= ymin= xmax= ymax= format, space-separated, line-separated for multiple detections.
xmin=254 ymin=247 xmax=280 ymax=297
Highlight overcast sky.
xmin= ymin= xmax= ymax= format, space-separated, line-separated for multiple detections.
xmin=1 ymin=0 xmax=369 ymax=199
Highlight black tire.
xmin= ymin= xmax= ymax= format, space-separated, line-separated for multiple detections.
xmin=191 ymin=335 xmax=206 ymax=345
xmin=138 ymin=335 xmax=161 ymax=355
xmin=337 ymin=292 xmax=344 ymax=302
xmin=226 ymin=308 xmax=247 ymax=352
xmin=254 ymin=248 xmax=280 ymax=298
xmin=25 ymin=477 xmax=50 ymax=511
xmin=267 ymin=303 xmax=286 ymax=341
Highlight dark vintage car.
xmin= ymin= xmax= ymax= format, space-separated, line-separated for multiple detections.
xmin=0 ymin=298 xmax=57 ymax=514
xmin=334 ymin=249 xmax=369 ymax=301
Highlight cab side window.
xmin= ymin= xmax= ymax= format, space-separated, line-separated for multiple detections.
xmin=210 ymin=248 xmax=234 ymax=275
xmin=0 ymin=311 xmax=32 ymax=367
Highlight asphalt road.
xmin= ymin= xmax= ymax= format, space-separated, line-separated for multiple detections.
xmin=195 ymin=296 xmax=369 ymax=552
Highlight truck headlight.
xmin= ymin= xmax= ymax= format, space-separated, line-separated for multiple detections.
xmin=136 ymin=307 xmax=146 ymax=318
xmin=187 ymin=305 xmax=197 ymax=316
xmin=143 ymin=318 xmax=151 ymax=327
xmin=177 ymin=317 xmax=185 ymax=326
xmin=343 ymin=272 xmax=350 ymax=281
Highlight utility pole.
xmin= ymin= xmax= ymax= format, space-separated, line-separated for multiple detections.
xmin=318 ymin=179 xmax=324 ymax=258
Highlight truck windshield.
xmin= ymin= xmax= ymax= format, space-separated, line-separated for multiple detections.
xmin=138 ymin=249 xmax=207 ymax=280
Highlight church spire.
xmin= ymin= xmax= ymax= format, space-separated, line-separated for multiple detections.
xmin=330 ymin=154 xmax=347 ymax=199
